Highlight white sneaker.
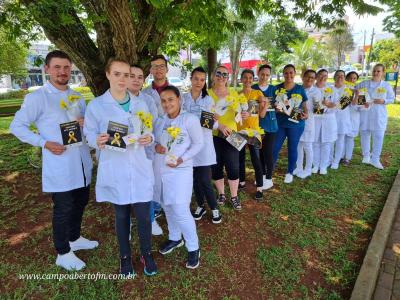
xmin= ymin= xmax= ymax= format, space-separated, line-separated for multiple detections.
xmin=262 ymin=178 xmax=274 ymax=190
xmin=293 ymin=168 xmax=302 ymax=176
xmin=312 ymin=166 xmax=319 ymax=174
xmin=298 ymin=170 xmax=311 ymax=179
xmin=152 ymin=220 xmax=163 ymax=236
xmin=370 ymin=161 xmax=384 ymax=170
xmin=69 ymin=236 xmax=99 ymax=251
xmin=56 ymin=251 xmax=86 ymax=271
xmin=330 ymin=163 xmax=339 ymax=170
xmin=320 ymin=168 xmax=327 ymax=175
xmin=362 ymin=156 xmax=371 ymax=164
xmin=284 ymin=173 xmax=293 ymax=184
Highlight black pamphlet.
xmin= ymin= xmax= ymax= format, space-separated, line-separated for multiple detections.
xmin=339 ymin=95 xmax=352 ymax=110
xmin=357 ymin=95 xmax=366 ymax=105
xmin=247 ymin=100 xmax=259 ymax=116
xmin=60 ymin=121 xmax=82 ymax=148
xmin=200 ymin=111 xmax=214 ymax=130
xmin=105 ymin=121 xmax=128 ymax=152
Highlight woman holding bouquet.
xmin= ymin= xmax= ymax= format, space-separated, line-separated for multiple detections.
xmin=153 ymin=85 xmax=203 ymax=269
xmin=312 ymin=69 xmax=337 ymax=175
xmin=252 ymin=64 xmax=277 ymax=190
xmin=238 ymin=69 xmax=266 ymax=200
xmin=208 ymin=65 xmax=245 ymax=210
xmin=84 ymin=58 xmax=157 ymax=277
xmin=356 ymin=64 xmax=395 ymax=169
xmin=272 ymin=64 xmax=308 ymax=184
xmin=182 ymin=67 xmax=222 ymax=224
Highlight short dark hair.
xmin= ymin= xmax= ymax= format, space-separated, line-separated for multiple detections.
xmin=45 ymin=50 xmax=71 ymax=66
xmin=191 ymin=66 xmax=208 ymax=98
xmin=345 ymin=71 xmax=359 ymax=81
xmin=130 ymin=64 xmax=143 ymax=70
xmin=316 ymin=69 xmax=328 ymax=76
xmin=303 ymin=69 xmax=316 ymax=77
xmin=283 ymin=64 xmax=296 ymax=72
xmin=151 ymin=55 xmax=168 ymax=67
xmin=334 ymin=70 xmax=345 ymax=79
xmin=160 ymin=85 xmax=180 ymax=98
xmin=241 ymin=69 xmax=254 ymax=78
xmin=258 ymin=64 xmax=272 ymax=73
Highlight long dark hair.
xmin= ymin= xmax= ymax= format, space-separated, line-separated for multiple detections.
xmin=191 ymin=66 xmax=208 ymax=98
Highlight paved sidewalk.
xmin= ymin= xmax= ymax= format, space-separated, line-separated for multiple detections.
xmin=373 ymin=207 xmax=400 ymax=300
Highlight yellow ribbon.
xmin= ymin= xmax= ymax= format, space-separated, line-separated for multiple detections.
xmin=202 ymin=118 xmax=210 ymax=129
xmin=111 ymin=132 xmax=121 ymax=146
xmin=68 ymin=131 xmax=77 ymax=143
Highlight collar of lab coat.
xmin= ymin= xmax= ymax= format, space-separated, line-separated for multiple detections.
xmin=43 ymin=81 xmax=71 ymax=94
xmin=103 ymin=89 xmax=141 ymax=114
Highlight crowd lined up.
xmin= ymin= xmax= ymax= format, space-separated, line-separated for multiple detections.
xmin=9 ymin=50 xmax=395 ymax=277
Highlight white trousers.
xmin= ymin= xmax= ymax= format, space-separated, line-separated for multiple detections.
xmin=344 ymin=136 xmax=355 ymax=160
xmin=296 ymin=141 xmax=313 ymax=172
xmin=313 ymin=142 xmax=332 ymax=170
xmin=333 ymin=134 xmax=346 ymax=165
xmin=360 ymin=130 xmax=385 ymax=163
xmin=163 ymin=202 xmax=199 ymax=252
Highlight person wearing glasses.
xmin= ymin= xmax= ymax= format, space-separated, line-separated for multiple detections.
xmin=181 ymin=67 xmax=222 ymax=224
xmin=356 ymin=64 xmax=395 ymax=169
xmin=208 ymin=65 xmax=244 ymax=210
xmin=252 ymin=64 xmax=277 ymax=190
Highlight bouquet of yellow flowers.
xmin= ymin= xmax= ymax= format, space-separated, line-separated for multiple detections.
xmin=375 ymin=87 xmax=387 ymax=99
xmin=165 ymin=126 xmax=182 ymax=165
xmin=323 ymin=87 xmax=333 ymax=100
xmin=125 ymin=111 xmax=153 ymax=149
xmin=136 ymin=111 xmax=153 ymax=134
xmin=59 ymin=94 xmax=82 ymax=121
xmin=239 ymin=126 xmax=264 ymax=146
xmin=290 ymin=93 xmax=303 ymax=107
xmin=275 ymin=88 xmax=289 ymax=112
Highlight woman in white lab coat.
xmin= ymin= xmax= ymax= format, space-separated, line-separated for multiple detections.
xmin=153 ymin=85 xmax=203 ymax=269
xmin=312 ymin=69 xmax=338 ymax=175
xmin=84 ymin=58 xmax=157 ymax=277
xmin=331 ymin=70 xmax=352 ymax=170
xmin=182 ymin=67 xmax=222 ymax=224
xmin=356 ymin=63 xmax=395 ymax=169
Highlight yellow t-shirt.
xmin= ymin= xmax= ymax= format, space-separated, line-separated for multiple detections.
xmin=208 ymin=88 xmax=238 ymax=135
xmin=237 ymin=89 xmax=263 ymax=131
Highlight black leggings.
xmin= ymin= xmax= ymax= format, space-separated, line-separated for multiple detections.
xmin=260 ymin=132 xmax=276 ymax=180
xmin=193 ymin=166 xmax=217 ymax=210
xmin=211 ymin=136 xmax=239 ymax=181
xmin=239 ymin=144 xmax=264 ymax=187
xmin=114 ymin=202 xmax=151 ymax=257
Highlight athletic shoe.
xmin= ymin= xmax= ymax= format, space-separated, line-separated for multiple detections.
xmin=120 ymin=256 xmax=135 ymax=278
xmin=342 ymin=159 xmax=350 ymax=166
xmin=217 ymin=194 xmax=226 ymax=206
xmin=151 ymin=220 xmax=163 ymax=236
xmin=192 ymin=206 xmax=206 ymax=220
xmin=255 ymin=191 xmax=263 ymax=201
xmin=320 ymin=168 xmax=327 ymax=175
xmin=56 ymin=251 xmax=86 ymax=271
xmin=298 ymin=170 xmax=311 ymax=179
xmin=262 ymin=178 xmax=273 ymax=190
xmin=231 ymin=196 xmax=242 ymax=210
xmin=362 ymin=156 xmax=371 ymax=164
xmin=330 ymin=163 xmax=339 ymax=169
xmin=69 ymin=236 xmax=99 ymax=251
xmin=186 ymin=249 xmax=200 ymax=269
xmin=312 ymin=166 xmax=319 ymax=174
xmin=211 ymin=209 xmax=222 ymax=224
xmin=159 ymin=239 xmax=184 ymax=255
xmin=293 ymin=168 xmax=302 ymax=176
xmin=238 ymin=182 xmax=246 ymax=190
xmin=370 ymin=160 xmax=384 ymax=170
xmin=140 ymin=253 xmax=158 ymax=276
xmin=284 ymin=173 xmax=293 ymax=183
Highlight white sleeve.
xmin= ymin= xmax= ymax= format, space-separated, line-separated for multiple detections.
xmin=9 ymin=94 xmax=47 ymax=148
xmin=384 ymin=82 xmax=395 ymax=105
xmin=83 ymin=102 xmax=100 ymax=149
xmin=181 ymin=115 xmax=204 ymax=162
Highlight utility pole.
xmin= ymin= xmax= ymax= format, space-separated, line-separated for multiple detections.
xmin=362 ymin=30 xmax=366 ymax=77
xmin=366 ymin=28 xmax=375 ymax=77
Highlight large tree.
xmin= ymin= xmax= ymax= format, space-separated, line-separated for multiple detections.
xmin=383 ymin=1 xmax=400 ymax=38
xmin=369 ymin=38 xmax=400 ymax=69
xmin=0 ymin=29 xmax=28 ymax=77
xmin=326 ymin=22 xmax=355 ymax=68
xmin=0 ymin=0 xmax=382 ymax=95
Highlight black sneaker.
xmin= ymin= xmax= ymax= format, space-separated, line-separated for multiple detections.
xmin=159 ymin=239 xmax=184 ymax=255
xmin=231 ymin=196 xmax=242 ymax=210
xmin=186 ymin=249 xmax=200 ymax=269
xmin=238 ymin=182 xmax=246 ymax=190
xmin=255 ymin=191 xmax=263 ymax=201
xmin=192 ymin=206 xmax=206 ymax=220
xmin=217 ymin=194 xmax=226 ymax=206
xmin=211 ymin=209 xmax=222 ymax=224
xmin=120 ymin=256 xmax=135 ymax=278
xmin=140 ymin=253 xmax=158 ymax=276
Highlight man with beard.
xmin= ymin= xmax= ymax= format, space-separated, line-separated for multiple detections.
xmin=10 ymin=50 xmax=98 ymax=271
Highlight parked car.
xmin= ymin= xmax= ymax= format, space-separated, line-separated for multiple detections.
xmin=168 ymin=77 xmax=185 ymax=89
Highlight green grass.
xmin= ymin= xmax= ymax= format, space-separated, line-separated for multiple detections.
xmin=0 ymin=105 xmax=399 ymax=299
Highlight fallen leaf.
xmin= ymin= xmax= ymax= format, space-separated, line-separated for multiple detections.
xmin=280 ymin=215 xmax=289 ymax=221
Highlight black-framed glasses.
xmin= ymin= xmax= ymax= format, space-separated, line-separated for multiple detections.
xmin=215 ymin=71 xmax=229 ymax=79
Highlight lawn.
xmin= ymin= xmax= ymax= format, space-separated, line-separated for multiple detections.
xmin=0 ymin=105 xmax=399 ymax=299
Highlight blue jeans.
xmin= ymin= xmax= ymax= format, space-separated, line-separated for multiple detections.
xmin=273 ymin=126 xmax=304 ymax=174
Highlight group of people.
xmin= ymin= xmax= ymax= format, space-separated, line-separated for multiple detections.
xmin=10 ymin=49 xmax=395 ymax=278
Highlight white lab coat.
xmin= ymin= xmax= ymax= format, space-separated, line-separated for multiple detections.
xmin=153 ymin=111 xmax=204 ymax=205
xmin=181 ymin=92 xmax=217 ymax=167
xmin=348 ymin=104 xmax=362 ymax=137
xmin=332 ymin=85 xmax=351 ymax=135
xmin=10 ymin=82 xmax=92 ymax=193
xmin=356 ymin=80 xmax=395 ymax=132
xmin=313 ymin=84 xmax=338 ymax=143
xmin=84 ymin=90 xmax=154 ymax=205
xmin=300 ymin=86 xmax=320 ymax=142
xmin=142 ymin=86 xmax=164 ymax=117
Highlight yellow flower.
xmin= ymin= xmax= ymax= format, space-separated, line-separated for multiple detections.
xmin=377 ymin=87 xmax=386 ymax=94
xmin=136 ymin=111 xmax=145 ymax=119
xmin=291 ymin=94 xmax=302 ymax=101
xmin=275 ymin=88 xmax=287 ymax=96
xmin=359 ymin=88 xmax=368 ymax=94
xmin=344 ymin=87 xmax=353 ymax=97
xmin=345 ymin=81 xmax=355 ymax=87
xmin=324 ymin=87 xmax=333 ymax=95
xmin=167 ymin=126 xmax=181 ymax=139
xmin=59 ymin=99 xmax=68 ymax=110
xmin=256 ymin=127 xmax=265 ymax=135
xmin=144 ymin=120 xmax=152 ymax=129
xmin=67 ymin=94 xmax=80 ymax=103
xmin=238 ymin=94 xmax=247 ymax=104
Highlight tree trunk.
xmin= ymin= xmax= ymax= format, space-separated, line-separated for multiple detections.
xmin=207 ymin=48 xmax=217 ymax=88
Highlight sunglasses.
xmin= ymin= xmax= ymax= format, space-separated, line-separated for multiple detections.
xmin=215 ymin=71 xmax=229 ymax=79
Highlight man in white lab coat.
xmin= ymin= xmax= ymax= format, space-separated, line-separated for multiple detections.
xmin=10 ymin=50 xmax=98 ymax=271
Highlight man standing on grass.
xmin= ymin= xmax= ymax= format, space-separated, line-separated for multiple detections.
xmin=10 ymin=50 xmax=98 ymax=271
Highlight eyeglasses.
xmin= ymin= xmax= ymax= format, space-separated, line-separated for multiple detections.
xmin=151 ymin=64 xmax=166 ymax=70
xmin=215 ymin=71 xmax=229 ymax=79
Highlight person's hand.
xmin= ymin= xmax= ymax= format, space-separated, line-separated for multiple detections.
xmin=155 ymin=144 xmax=166 ymax=154
xmin=301 ymin=111 xmax=308 ymax=120
xmin=213 ymin=113 xmax=220 ymax=121
xmin=218 ymin=124 xmax=232 ymax=137
xmin=77 ymin=117 xmax=84 ymax=127
xmin=167 ymin=157 xmax=183 ymax=168
xmin=44 ymin=141 xmax=66 ymax=155
xmin=96 ymin=133 xmax=109 ymax=149
xmin=241 ymin=111 xmax=250 ymax=120
xmin=138 ymin=134 xmax=152 ymax=145
xmin=364 ymin=102 xmax=370 ymax=108
xmin=373 ymin=99 xmax=385 ymax=104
